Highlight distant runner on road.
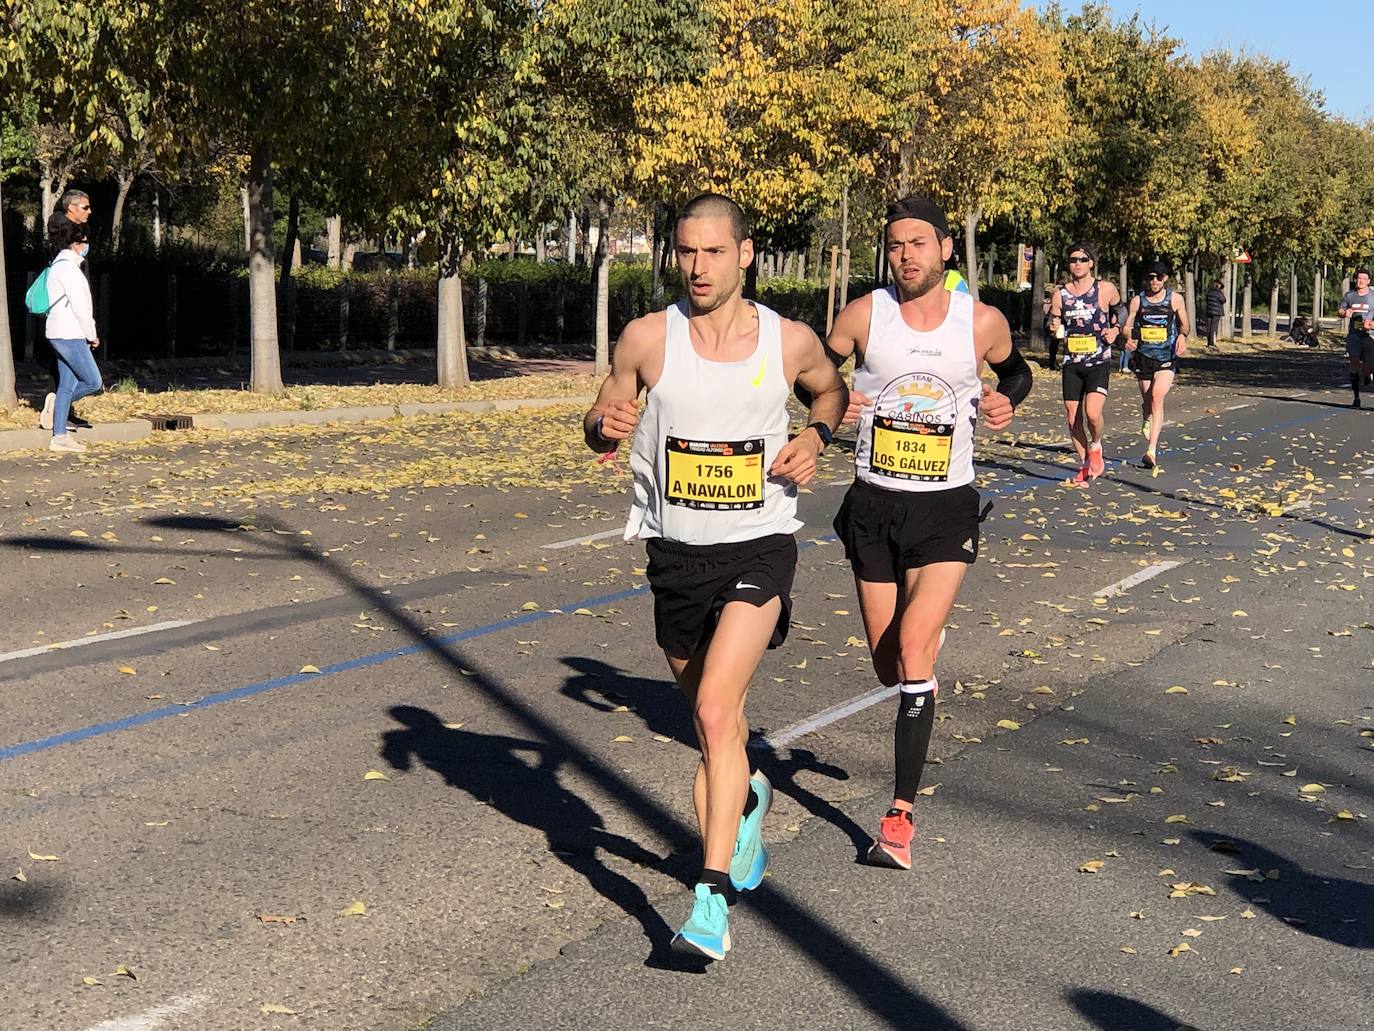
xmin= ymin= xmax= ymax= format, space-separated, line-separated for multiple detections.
xmin=825 ymin=196 xmax=1030 ymax=870
xmin=1048 ymin=243 xmax=1121 ymax=485
xmin=1337 ymin=268 xmax=1374 ymax=407
xmin=583 ymin=193 xmax=846 ymax=961
xmin=1123 ymin=259 xmax=1190 ymax=469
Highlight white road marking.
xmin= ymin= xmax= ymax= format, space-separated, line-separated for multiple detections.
xmin=5 ymin=502 xmax=152 ymax=527
xmin=1282 ymin=499 xmax=1313 ymax=514
xmin=1363 ymin=467 xmax=1374 ymax=476
xmin=1224 ymin=403 xmax=1253 ymax=412
xmin=1092 ymin=561 xmax=1185 ymax=599
xmin=0 ymin=620 xmax=199 ymax=665
xmin=751 ymin=684 xmax=898 ymax=752
xmin=543 ymin=527 xmax=625 ymax=549
xmin=83 ymin=995 xmax=206 ymax=1031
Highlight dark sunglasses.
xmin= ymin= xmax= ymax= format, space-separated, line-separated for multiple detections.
xmin=1146 ymin=273 xmax=1166 ymax=280
xmin=1067 ymin=256 xmax=1091 ymax=264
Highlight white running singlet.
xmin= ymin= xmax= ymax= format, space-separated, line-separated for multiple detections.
xmin=853 ymin=287 xmax=980 ymax=492
xmin=625 ymin=300 xmax=802 ymax=545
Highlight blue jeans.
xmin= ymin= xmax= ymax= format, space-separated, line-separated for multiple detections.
xmin=49 ymin=338 xmax=102 ymax=437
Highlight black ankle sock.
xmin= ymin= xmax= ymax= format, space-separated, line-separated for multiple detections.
xmin=697 ymin=868 xmax=736 ymax=905
xmin=741 ymin=778 xmax=758 ymax=820
xmin=894 ymin=680 xmax=936 ymax=803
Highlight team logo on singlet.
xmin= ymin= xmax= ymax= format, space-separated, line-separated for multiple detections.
xmin=869 ymin=374 xmax=957 ymax=482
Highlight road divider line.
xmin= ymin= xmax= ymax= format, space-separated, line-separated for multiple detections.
xmin=0 ymin=620 xmax=199 ymax=665
xmin=544 ymin=527 xmax=625 ymax=549
xmin=751 ymin=684 xmax=898 ymax=752
xmin=1092 ymin=561 xmax=1184 ymax=599
xmin=83 ymin=995 xmax=206 ymax=1031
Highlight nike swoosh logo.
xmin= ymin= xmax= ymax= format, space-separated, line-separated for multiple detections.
xmin=751 ymin=357 xmax=766 ymax=388
xmin=735 ymin=582 xmax=761 ymax=590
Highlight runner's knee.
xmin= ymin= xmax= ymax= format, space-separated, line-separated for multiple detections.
xmin=693 ymin=697 xmax=744 ymax=750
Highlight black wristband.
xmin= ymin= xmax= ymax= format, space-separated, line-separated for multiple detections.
xmin=806 ymin=421 xmax=834 ymax=447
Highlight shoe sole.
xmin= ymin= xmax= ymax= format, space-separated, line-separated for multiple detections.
xmin=671 ymin=930 xmax=730 ymax=961
xmin=729 ymin=773 xmax=773 ymax=892
xmin=865 ymin=841 xmax=912 ymax=870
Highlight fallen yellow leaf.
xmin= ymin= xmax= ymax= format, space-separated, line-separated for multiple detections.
xmin=363 ymin=770 xmax=389 ymax=782
xmin=337 ymin=900 xmax=366 ymax=918
xmin=26 ymin=851 xmax=58 ymax=862
xmin=299 ymin=664 xmax=321 ymax=674
xmin=996 ymin=719 xmax=1021 ymax=731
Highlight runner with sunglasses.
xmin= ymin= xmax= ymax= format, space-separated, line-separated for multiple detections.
xmin=1048 ymin=243 xmax=1121 ymax=484
xmin=1122 ymin=260 xmax=1190 ymax=469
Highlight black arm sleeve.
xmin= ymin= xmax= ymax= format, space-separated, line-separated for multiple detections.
xmin=989 ymin=345 xmax=1032 ymax=409
xmin=793 ymin=340 xmax=850 ymax=408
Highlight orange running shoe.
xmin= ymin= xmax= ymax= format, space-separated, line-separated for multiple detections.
xmin=866 ymin=808 xmax=915 ymax=870
xmin=1087 ymin=444 xmax=1106 ymax=479
xmin=1066 ymin=465 xmax=1090 ymax=487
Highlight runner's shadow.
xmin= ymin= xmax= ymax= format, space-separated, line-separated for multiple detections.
xmin=1190 ymin=832 xmax=1373 ymax=949
xmin=379 ymin=705 xmax=694 ymax=968
xmin=559 ymin=657 xmax=870 ymax=857
xmin=1068 ymin=988 xmax=1203 ymax=1030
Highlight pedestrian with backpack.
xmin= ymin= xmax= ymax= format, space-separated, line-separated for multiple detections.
xmin=35 ymin=219 xmax=103 ymax=452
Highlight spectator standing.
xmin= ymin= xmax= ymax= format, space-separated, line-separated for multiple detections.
xmin=40 ymin=220 xmax=103 ymax=453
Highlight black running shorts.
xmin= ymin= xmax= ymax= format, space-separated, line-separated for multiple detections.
xmin=645 ymin=533 xmax=797 ymax=660
xmin=1061 ymin=360 xmax=1112 ymax=401
xmin=833 ymin=480 xmax=980 ymax=584
xmin=1129 ymin=352 xmax=1177 ymax=379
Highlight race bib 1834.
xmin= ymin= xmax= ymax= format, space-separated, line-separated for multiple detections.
xmin=664 ymin=436 xmax=765 ymax=510
xmin=870 ymin=418 xmax=952 ymax=481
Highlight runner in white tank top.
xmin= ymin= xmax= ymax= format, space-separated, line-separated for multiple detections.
xmin=826 ymin=196 xmax=1032 ymax=870
xmin=582 ymin=194 xmax=846 ymax=961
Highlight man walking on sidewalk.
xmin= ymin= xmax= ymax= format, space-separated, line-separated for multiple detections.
xmin=583 ymin=193 xmax=846 ymax=960
xmin=825 ymin=196 xmax=1029 ymax=869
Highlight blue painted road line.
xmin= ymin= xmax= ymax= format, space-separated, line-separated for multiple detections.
xmin=0 ymin=402 xmax=1348 ymax=765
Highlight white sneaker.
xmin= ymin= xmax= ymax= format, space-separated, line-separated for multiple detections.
xmin=49 ymin=435 xmax=87 ymax=453
xmin=39 ymin=393 xmax=55 ymax=431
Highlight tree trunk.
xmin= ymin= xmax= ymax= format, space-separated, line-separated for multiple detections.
xmin=651 ymin=200 xmax=664 ymax=310
xmin=245 ymin=147 xmax=284 ymax=394
xmin=241 ymin=186 xmax=252 ymax=254
xmin=1340 ymin=275 xmax=1351 ymax=334
xmin=593 ymin=197 xmax=611 ymax=375
xmin=1311 ymin=266 xmax=1320 ymax=327
xmin=111 ymin=172 xmax=134 ymax=252
xmin=152 ymin=189 xmax=162 ymax=250
xmin=1118 ymin=257 xmax=1128 ymax=305
xmin=963 ymin=205 xmax=981 ymax=301
xmin=0 ymin=179 xmax=17 ymax=409
xmin=326 ymin=215 xmax=342 ymax=269
xmin=1223 ymin=262 xmax=1234 ymax=339
xmin=341 ymin=241 xmax=357 ymax=271
xmin=436 ymin=238 xmax=469 ymax=388
xmin=280 ymin=193 xmax=300 ymax=287
xmin=579 ymin=207 xmax=592 ymax=267
xmin=839 ymin=184 xmax=850 ymax=309
xmin=39 ymin=173 xmax=58 ymax=238
xmin=1241 ymin=271 xmax=1253 ymax=339
xmin=535 ymin=228 xmax=546 ymax=264
xmin=1289 ymin=264 xmax=1298 ymax=327
xmin=1186 ymin=253 xmax=1199 ymax=332
xmin=1030 ymin=245 xmax=1047 ymax=355
xmin=1268 ymin=277 xmax=1280 ymax=335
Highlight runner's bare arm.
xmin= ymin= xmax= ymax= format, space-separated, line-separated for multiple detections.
xmin=772 ymin=323 xmax=848 ymax=487
xmin=1101 ymin=281 xmax=1122 ymax=342
xmin=827 ymin=294 xmax=873 ymax=423
xmin=973 ymin=303 xmax=1023 ymax=431
xmin=582 ymin=318 xmax=656 ymax=451
xmin=794 ymin=293 xmax=868 ymax=408
xmin=1172 ymin=292 xmax=1191 ymax=355
xmin=1122 ymin=295 xmax=1141 ymax=350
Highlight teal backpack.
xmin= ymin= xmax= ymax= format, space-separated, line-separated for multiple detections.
xmin=24 ymin=259 xmax=61 ymax=315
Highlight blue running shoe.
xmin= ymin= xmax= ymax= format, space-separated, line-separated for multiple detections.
xmin=730 ymin=770 xmax=772 ymax=892
xmin=671 ymin=883 xmax=731 ymax=960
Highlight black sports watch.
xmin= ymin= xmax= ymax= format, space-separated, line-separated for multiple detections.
xmin=806 ymin=421 xmax=834 ymax=448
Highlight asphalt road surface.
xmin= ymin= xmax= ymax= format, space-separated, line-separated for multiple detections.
xmin=1 ymin=347 xmax=1370 ymax=1031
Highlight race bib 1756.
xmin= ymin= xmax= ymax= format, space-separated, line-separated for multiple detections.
xmin=664 ymin=436 xmax=765 ymax=510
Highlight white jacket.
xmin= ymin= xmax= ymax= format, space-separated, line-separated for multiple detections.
xmin=44 ymin=249 xmax=98 ymax=342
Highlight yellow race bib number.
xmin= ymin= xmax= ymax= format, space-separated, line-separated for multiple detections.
xmin=664 ymin=436 xmax=765 ymax=510
xmin=870 ymin=418 xmax=952 ymax=482
xmin=1140 ymin=326 xmax=1168 ymax=343
xmin=1067 ymin=334 xmax=1098 ymax=355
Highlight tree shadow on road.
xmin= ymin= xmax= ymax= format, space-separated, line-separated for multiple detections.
xmin=1190 ymin=832 xmax=1372 ymax=949
xmin=558 ymin=656 xmax=870 ymax=858
xmin=379 ymin=704 xmax=687 ymax=965
xmin=1067 ymin=988 xmax=1204 ymax=1031
xmin=126 ymin=514 xmax=969 ymax=1024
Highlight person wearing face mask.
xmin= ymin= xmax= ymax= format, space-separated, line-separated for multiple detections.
xmin=42 ymin=219 xmax=103 ymax=453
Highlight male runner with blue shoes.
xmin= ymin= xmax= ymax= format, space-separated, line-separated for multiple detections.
xmin=583 ymin=193 xmax=846 ymax=960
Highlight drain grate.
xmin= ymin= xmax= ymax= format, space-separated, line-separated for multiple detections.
xmin=147 ymin=414 xmax=194 ymax=431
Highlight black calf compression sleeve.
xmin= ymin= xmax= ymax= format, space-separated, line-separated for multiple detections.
xmin=989 ymin=346 xmax=1032 ymax=408
xmin=894 ymin=680 xmax=937 ymax=803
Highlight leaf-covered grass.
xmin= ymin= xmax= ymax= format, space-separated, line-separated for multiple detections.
xmin=0 ymin=373 xmax=601 ymax=430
